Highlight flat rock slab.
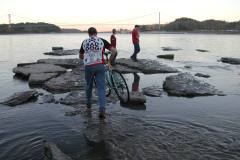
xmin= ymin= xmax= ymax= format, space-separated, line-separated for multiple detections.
xmin=13 ymin=63 xmax=66 ymax=79
xmin=43 ymin=49 xmax=79 ymax=56
xmin=221 ymin=57 xmax=240 ymax=65
xmin=157 ymin=54 xmax=174 ymax=60
xmin=44 ymin=142 xmax=73 ymax=160
xmin=195 ymin=73 xmax=210 ymax=78
xmin=116 ymin=58 xmax=178 ymax=74
xmin=37 ymin=58 xmax=83 ymax=68
xmin=29 ymin=73 xmax=59 ymax=85
xmin=142 ymin=86 xmax=164 ymax=97
xmin=127 ymin=92 xmax=146 ymax=105
xmin=163 ymin=73 xmax=223 ymax=97
xmin=60 ymin=91 xmax=97 ymax=105
xmin=44 ymin=71 xmax=85 ymax=93
xmin=162 ymin=47 xmax=182 ymax=51
xmin=196 ymin=49 xmax=209 ymax=52
xmin=113 ymin=64 xmax=141 ymax=74
xmin=0 ymin=90 xmax=38 ymax=106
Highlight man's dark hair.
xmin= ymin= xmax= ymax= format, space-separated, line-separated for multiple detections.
xmin=112 ymin=29 xmax=116 ymax=33
xmin=135 ymin=25 xmax=140 ymax=28
xmin=88 ymin=27 xmax=97 ymax=35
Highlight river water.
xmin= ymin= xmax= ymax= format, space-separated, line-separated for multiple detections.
xmin=0 ymin=33 xmax=240 ymax=160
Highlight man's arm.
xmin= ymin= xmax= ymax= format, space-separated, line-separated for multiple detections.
xmin=108 ymin=47 xmax=117 ymax=64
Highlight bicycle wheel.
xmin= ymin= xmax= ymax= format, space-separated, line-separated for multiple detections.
xmin=111 ymin=70 xmax=129 ymax=103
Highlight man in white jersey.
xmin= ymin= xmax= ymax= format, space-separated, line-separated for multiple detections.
xmin=79 ymin=27 xmax=117 ymax=118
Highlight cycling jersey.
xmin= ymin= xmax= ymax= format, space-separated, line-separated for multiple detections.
xmin=80 ymin=36 xmax=111 ymax=66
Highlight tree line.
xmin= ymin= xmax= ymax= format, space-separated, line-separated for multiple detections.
xmin=139 ymin=17 xmax=240 ymax=32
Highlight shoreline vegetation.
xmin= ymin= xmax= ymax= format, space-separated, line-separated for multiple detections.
xmin=0 ymin=17 xmax=240 ymax=34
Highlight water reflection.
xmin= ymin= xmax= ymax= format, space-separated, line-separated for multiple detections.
xmin=120 ymin=73 xmax=146 ymax=110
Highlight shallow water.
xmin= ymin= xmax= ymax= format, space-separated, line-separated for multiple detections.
xmin=0 ymin=33 xmax=240 ymax=160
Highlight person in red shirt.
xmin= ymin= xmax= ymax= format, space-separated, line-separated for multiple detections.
xmin=110 ymin=29 xmax=117 ymax=65
xmin=130 ymin=25 xmax=140 ymax=62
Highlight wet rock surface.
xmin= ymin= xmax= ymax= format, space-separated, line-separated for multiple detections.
xmin=39 ymin=94 xmax=55 ymax=104
xmin=0 ymin=90 xmax=38 ymax=106
xmin=162 ymin=47 xmax=182 ymax=51
xmin=157 ymin=54 xmax=174 ymax=60
xmin=195 ymin=73 xmax=210 ymax=78
xmin=44 ymin=71 xmax=86 ymax=93
xmin=43 ymin=49 xmax=79 ymax=56
xmin=142 ymin=86 xmax=164 ymax=97
xmin=83 ymin=114 xmax=240 ymax=160
xmin=163 ymin=73 xmax=223 ymax=97
xmin=13 ymin=63 xmax=66 ymax=79
xmin=116 ymin=58 xmax=178 ymax=74
xmin=221 ymin=57 xmax=240 ymax=65
xmin=113 ymin=64 xmax=141 ymax=74
xmin=29 ymin=73 xmax=59 ymax=85
xmin=196 ymin=49 xmax=209 ymax=52
xmin=44 ymin=142 xmax=73 ymax=160
xmin=127 ymin=92 xmax=146 ymax=104
xmin=37 ymin=58 xmax=83 ymax=68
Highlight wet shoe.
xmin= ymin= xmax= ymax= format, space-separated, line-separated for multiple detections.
xmin=99 ymin=110 xmax=106 ymax=119
xmin=85 ymin=106 xmax=91 ymax=113
xmin=130 ymin=56 xmax=138 ymax=62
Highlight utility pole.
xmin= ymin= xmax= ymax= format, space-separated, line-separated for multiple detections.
xmin=159 ymin=12 xmax=160 ymax=31
xmin=8 ymin=14 xmax=12 ymax=32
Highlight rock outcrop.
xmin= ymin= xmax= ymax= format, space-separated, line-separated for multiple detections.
xmin=44 ymin=71 xmax=85 ymax=93
xmin=116 ymin=58 xmax=178 ymax=74
xmin=162 ymin=47 xmax=182 ymax=51
xmin=29 ymin=73 xmax=59 ymax=85
xmin=196 ymin=49 xmax=209 ymax=52
xmin=194 ymin=73 xmax=210 ymax=78
xmin=163 ymin=73 xmax=223 ymax=97
xmin=142 ymin=86 xmax=164 ymax=97
xmin=221 ymin=57 xmax=240 ymax=65
xmin=157 ymin=54 xmax=174 ymax=60
xmin=13 ymin=63 xmax=66 ymax=79
xmin=0 ymin=90 xmax=38 ymax=106
xmin=37 ymin=58 xmax=83 ymax=68
xmin=43 ymin=49 xmax=79 ymax=56
xmin=44 ymin=142 xmax=73 ymax=160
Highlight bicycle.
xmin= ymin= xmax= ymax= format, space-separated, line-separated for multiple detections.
xmin=93 ymin=52 xmax=130 ymax=103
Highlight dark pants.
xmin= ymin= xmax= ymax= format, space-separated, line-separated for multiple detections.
xmin=131 ymin=43 xmax=140 ymax=59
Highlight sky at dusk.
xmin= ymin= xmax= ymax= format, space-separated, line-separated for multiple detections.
xmin=0 ymin=0 xmax=239 ymax=31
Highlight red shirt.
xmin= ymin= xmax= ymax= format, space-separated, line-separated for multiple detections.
xmin=110 ymin=34 xmax=116 ymax=48
xmin=132 ymin=28 xmax=139 ymax=44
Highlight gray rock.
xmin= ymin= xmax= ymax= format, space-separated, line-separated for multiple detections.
xmin=142 ymin=86 xmax=164 ymax=97
xmin=52 ymin=47 xmax=63 ymax=51
xmin=113 ymin=64 xmax=141 ymax=74
xmin=60 ymin=91 xmax=91 ymax=105
xmin=195 ymin=73 xmax=210 ymax=78
xmin=221 ymin=57 xmax=240 ymax=65
xmin=127 ymin=92 xmax=146 ymax=104
xmin=184 ymin=65 xmax=192 ymax=69
xmin=40 ymin=94 xmax=55 ymax=104
xmin=0 ymin=90 xmax=38 ymax=106
xmin=116 ymin=58 xmax=178 ymax=74
xmin=29 ymin=73 xmax=59 ymax=85
xmin=44 ymin=71 xmax=85 ymax=93
xmin=13 ymin=63 xmax=66 ymax=79
xmin=44 ymin=142 xmax=73 ymax=160
xmin=163 ymin=73 xmax=223 ymax=97
xmin=157 ymin=54 xmax=174 ymax=60
xmin=37 ymin=58 xmax=83 ymax=69
xmin=44 ymin=49 xmax=79 ymax=56
xmin=162 ymin=47 xmax=181 ymax=51
xmin=196 ymin=49 xmax=209 ymax=52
